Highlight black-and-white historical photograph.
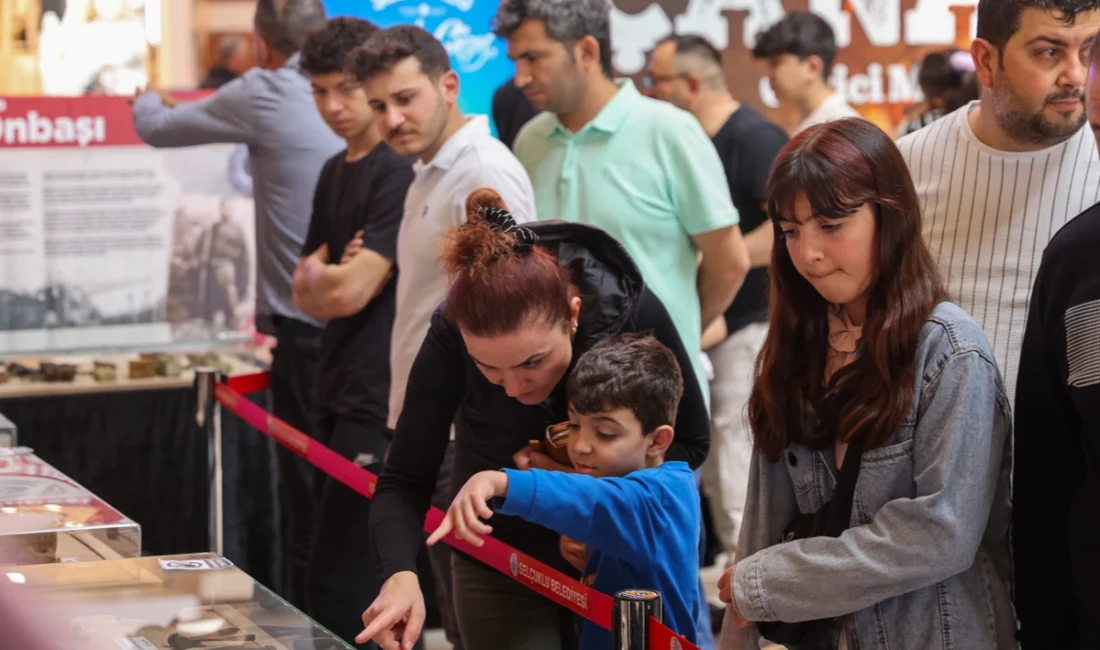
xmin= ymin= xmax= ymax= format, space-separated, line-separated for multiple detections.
xmin=0 ymin=281 xmax=167 ymax=331
xmin=167 ymin=194 xmax=255 ymax=337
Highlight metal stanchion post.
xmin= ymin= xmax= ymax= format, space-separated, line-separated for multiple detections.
xmin=193 ymin=367 xmax=223 ymax=556
xmin=613 ymin=589 xmax=664 ymax=650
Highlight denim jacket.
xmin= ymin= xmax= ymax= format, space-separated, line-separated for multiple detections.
xmin=721 ymin=302 xmax=1016 ymax=650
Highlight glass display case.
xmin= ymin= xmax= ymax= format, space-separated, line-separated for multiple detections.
xmin=4 ymin=552 xmax=353 ymax=650
xmin=0 ymin=448 xmax=140 ymax=565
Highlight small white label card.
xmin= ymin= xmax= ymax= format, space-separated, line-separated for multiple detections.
xmin=157 ymin=557 xmax=234 ymax=572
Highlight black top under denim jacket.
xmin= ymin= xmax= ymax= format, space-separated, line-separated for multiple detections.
xmin=758 ymin=433 xmax=866 ymax=650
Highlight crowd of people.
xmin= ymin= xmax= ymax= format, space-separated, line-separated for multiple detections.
xmin=128 ymin=0 xmax=1100 ymax=648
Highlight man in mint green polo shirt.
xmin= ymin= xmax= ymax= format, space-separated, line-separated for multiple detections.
xmin=493 ymin=0 xmax=750 ymax=404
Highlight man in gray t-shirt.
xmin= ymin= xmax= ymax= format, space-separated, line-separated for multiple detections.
xmin=130 ymin=0 xmax=341 ymax=611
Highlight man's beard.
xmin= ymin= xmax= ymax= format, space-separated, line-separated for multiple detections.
xmin=545 ymin=67 xmax=587 ymax=117
xmin=393 ymin=96 xmax=448 ymax=156
xmin=992 ymin=80 xmax=1086 ymax=148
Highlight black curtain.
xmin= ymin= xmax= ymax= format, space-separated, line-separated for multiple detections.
xmin=0 ymin=387 xmax=283 ymax=591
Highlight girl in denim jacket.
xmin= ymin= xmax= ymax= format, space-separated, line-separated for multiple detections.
xmin=717 ymin=118 xmax=1015 ymax=650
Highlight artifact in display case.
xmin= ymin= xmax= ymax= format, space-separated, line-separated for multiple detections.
xmin=0 ymin=359 xmax=79 ymax=383
xmin=40 ymin=361 xmax=78 ymax=382
xmin=5 ymin=361 xmax=35 ymax=378
xmin=151 ymin=353 xmax=184 ymax=379
xmin=93 ymin=361 xmax=118 ymax=382
xmin=5 ymin=553 xmax=353 ymax=650
xmin=0 ymin=448 xmax=140 ymax=565
xmin=128 ymin=357 xmax=158 ymax=379
xmin=2 ymin=353 xmax=250 ymax=387
xmin=187 ymin=352 xmax=233 ymax=376
xmin=0 ymin=412 xmax=14 ymax=447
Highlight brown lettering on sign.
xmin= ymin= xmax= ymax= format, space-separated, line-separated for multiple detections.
xmin=612 ymin=0 xmax=976 ymax=134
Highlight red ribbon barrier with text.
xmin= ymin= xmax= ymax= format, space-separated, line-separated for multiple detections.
xmin=213 ymin=378 xmax=700 ymax=650
xmin=649 ymin=614 xmax=699 ymax=650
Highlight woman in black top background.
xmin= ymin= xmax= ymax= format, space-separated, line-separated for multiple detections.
xmin=358 ymin=188 xmax=710 ymax=650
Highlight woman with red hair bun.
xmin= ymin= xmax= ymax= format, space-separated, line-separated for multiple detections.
xmin=360 ymin=188 xmax=711 ymax=650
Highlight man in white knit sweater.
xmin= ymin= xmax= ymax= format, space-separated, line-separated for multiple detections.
xmin=896 ymin=0 xmax=1100 ymax=398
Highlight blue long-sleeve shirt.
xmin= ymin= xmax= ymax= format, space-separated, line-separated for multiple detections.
xmin=131 ymin=54 xmax=342 ymax=334
xmin=498 ymin=461 xmax=701 ymax=649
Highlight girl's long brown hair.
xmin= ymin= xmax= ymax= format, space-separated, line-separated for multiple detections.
xmin=748 ymin=118 xmax=947 ymax=461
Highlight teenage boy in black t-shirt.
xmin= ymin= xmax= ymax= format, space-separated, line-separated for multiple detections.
xmin=291 ymin=17 xmax=414 ymax=646
xmin=649 ymin=34 xmax=788 ymax=566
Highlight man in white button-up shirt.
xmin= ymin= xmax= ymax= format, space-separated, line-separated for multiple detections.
xmin=346 ymin=25 xmax=535 ymax=650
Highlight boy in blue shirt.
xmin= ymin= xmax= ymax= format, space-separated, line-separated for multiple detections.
xmin=427 ymin=332 xmax=702 ymax=648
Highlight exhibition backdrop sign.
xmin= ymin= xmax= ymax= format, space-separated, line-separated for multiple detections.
xmin=610 ymin=0 xmax=976 ymax=132
xmin=325 ymin=0 xmax=513 ymax=131
xmin=330 ymin=0 xmax=974 ymax=133
xmin=0 ymin=95 xmax=257 ymax=356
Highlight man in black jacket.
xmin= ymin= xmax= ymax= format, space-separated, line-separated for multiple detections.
xmin=491 ymin=77 xmax=538 ymax=150
xmin=1013 ymin=34 xmax=1100 ymax=650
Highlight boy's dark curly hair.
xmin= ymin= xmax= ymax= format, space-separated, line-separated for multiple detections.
xmin=299 ymin=16 xmax=380 ymax=76
xmin=567 ymin=332 xmax=684 ymax=434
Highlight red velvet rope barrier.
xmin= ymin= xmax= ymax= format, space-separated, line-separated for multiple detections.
xmin=213 ymin=378 xmax=701 ymax=650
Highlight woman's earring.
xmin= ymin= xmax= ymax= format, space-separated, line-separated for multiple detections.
xmin=571 ymin=322 xmax=578 ymax=336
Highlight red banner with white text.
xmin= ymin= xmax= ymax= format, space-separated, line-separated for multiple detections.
xmin=0 ymin=94 xmax=257 ymax=355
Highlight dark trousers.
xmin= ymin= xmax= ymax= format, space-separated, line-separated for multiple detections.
xmin=428 ymin=440 xmax=463 ymax=650
xmin=451 ymin=553 xmax=579 ymax=650
xmin=269 ymin=316 xmax=323 ymax=611
xmin=305 ymin=414 xmax=396 ymax=648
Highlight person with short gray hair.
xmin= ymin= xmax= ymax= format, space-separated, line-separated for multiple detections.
xmin=496 ymin=0 xmax=748 ymax=408
xmin=130 ymin=0 xmax=341 ymax=613
xmin=493 ymin=0 xmax=614 ymax=79
xmin=253 ymin=0 xmax=325 ymax=57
